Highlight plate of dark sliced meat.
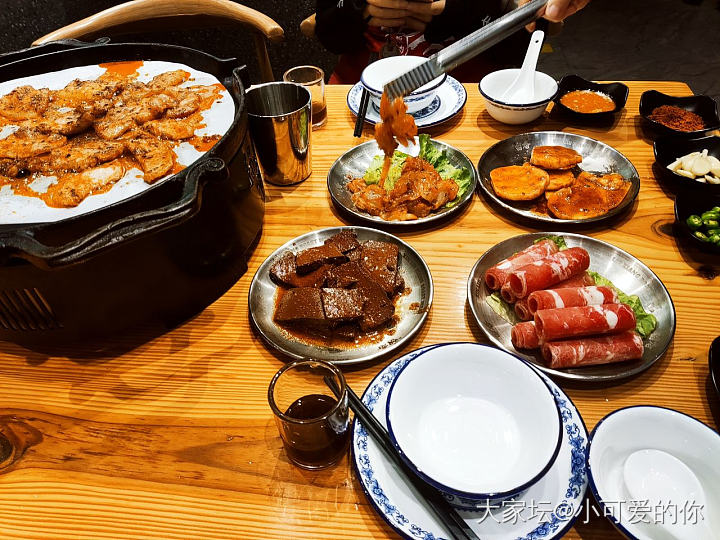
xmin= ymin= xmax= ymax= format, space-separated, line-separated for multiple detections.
xmin=249 ymin=227 xmax=433 ymax=365
xmin=467 ymin=232 xmax=676 ymax=382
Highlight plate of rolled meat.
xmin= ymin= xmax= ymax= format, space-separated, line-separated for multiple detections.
xmin=249 ymin=227 xmax=433 ymax=365
xmin=467 ymin=233 xmax=675 ymax=381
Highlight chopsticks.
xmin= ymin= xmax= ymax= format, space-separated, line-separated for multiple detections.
xmin=353 ymin=52 xmax=379 ymax=137
xmin=324 ymin=376 xmax=480 ymax=540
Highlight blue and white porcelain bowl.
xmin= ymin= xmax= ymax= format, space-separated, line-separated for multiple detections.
xmin=479 ymin=68 xmax=558 ymax=124
xmin=361 ymin=56 xmax=446 ymax=115
xmin=588 ymin=406 xmax=720 ymax=539
xmin=385 ymin=342 xmax=562 ymax=505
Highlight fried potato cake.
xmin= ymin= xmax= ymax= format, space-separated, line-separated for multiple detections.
xmin=545 ymin=169 xmax=576 ymax=191
xmin=546 ymin=171 xmax=631 ymax=219
xmin=490 ymin=163 xmax=549 ymax=201
xmin=530 ymin=146 xmax=582 ymax=170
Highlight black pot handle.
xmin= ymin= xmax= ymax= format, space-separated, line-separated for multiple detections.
xmin=0 ymin=38 xmax=110 ymax=67
xmin=0 ymin=157 xmax=227 ymax=270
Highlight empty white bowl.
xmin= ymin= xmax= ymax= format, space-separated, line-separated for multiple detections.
xmin=386 ymin=342 xmax=562 ymax=502
xmin=361 ymin=56 xmax=446 ymax=115
xmin=588 ymin=406 xmax=720 ymax=539
xmin=479 ymin=68 xmax=558 ymax=124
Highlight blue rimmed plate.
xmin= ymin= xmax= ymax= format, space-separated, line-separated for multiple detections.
xmin=347 ymin=75 xmax=467 ymax=128
xmin=351 ymin=343 xmax=589 ymax=540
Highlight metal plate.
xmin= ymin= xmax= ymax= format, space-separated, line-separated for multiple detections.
xmin=249 ymin=226 xmax=433 ymax=365
xmin=476 ymin=131 xmax=640 ymax=226
xmin=327 ymin=138 xmax=477 ymax=227
xmin=466 ymin=232 xmax=676 ymax=382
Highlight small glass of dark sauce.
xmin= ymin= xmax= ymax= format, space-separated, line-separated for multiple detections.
xmin=268 ymin=359 xmax=350 ymax=470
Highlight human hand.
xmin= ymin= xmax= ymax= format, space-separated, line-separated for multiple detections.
xmin=363 ymin=0 xmax=411 ymax=28
xmin=519 ymin=0 xmax=590 ymax=31
xmin=362 ymin=0 xmax=446 ymax=32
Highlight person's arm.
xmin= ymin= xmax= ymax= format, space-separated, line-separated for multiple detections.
xmin=315 ymin=0 xmax=369 ymax=54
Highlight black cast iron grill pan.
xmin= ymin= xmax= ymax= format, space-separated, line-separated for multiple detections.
xmin=0 ymin=40 xmax=264 ymax=348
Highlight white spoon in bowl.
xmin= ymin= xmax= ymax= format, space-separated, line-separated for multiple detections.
xmin=623 ymin=449 xmax=714 ymax=540
xmin=500 ymin=29 xmax=544 ymax=104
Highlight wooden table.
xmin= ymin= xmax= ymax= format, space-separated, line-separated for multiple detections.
xmin=1 ymin=82 xmax=718 ymax=540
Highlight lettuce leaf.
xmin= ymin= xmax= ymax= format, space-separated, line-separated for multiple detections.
xmin=534 ymin=235 xmax=568 ymax=250
xmin=588 ymin=271 xmax=658 ymax=338
xmin=363 ymin=151 xmax=408 ymax=190
xmin=485 ymin=292 xmax=520 ymax=324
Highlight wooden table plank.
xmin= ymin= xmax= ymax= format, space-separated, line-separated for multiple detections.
xmin=1 ymin=81 xmax=718 ymax=539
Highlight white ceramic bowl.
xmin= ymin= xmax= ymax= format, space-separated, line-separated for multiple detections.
xmin=361 ymin=56 xmax=446 ymax=115
xmin=386 ymin=342 xmax=562 ymax=502
xmin=588 ymin=406 xmax=720 ymax=539
xmin=478 ymin=68 xmax=558 ymax=124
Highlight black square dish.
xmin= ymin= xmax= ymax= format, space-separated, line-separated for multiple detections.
xmin=640 ymin=90 xmax=720 ymax=138
xmin=553 ymin=75 xmax=628 ymax=120
xmin=674 ymin=191 xmax=720 ymax=254
xmin=653 ymin=135 xmax=720 ymax=193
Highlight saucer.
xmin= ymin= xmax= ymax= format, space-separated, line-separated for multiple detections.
xmin=351 ymin=343 xmax=589 ymax=540
xmin=347 ymin=76 xmax=467 ymax=128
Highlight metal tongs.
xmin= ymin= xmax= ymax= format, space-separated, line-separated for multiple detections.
xmin=384 ymin=0 xmax=548 ymax=99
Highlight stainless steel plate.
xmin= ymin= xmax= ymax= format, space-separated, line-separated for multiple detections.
xmin=327 ymin=138 xmax=477 ymax=226
xmin=467 ymin=232 xmax=676 ymax=382
xmin=476 ymin=131 xmax=640 ymax=226
xmin=249 ymin=226 xmax=433 ymax=365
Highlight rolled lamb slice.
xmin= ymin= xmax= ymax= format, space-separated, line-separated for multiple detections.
xmin=484 ymin=239 xmax=559 ymax=291
xmin=528 ymin=286 xmax=618 ymax=314
xmin=534 ymin=303 xmax=636 ymax=342
xmin=515 ymin=272 xmax=595 ymax=322
xmin=511 ymin=321 xmax=540 ymax=349
xmin=508 ymin=247 xmax=590 ymax=299
xmin=274 ymin=287 xmax=325 ymax=326
xmin=501 ymin=281 xmax=516 ymax=303
xmin=295 ymin=243 xmax=347 ymax=274
xmin=542 ymin=331 xmax=644 ymax=369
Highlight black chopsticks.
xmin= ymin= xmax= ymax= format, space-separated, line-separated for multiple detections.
xmin=324 ymin=376 xmax=479 ymax=540
xmin=353 ymin=52 xmax=379 ymax=137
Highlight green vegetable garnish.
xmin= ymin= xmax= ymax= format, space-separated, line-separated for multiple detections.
xmin=588 ymin=271 xmax=658 ymax=339
xmin=486 ymin=292 xmax=520 ymax=324
xmin=534 ymin=235 xmax=568 ymax=250
xmin=361 ymin=134 xmax=472 ymax=207
xmin=686 ymin=215 xmax=703 ymax=230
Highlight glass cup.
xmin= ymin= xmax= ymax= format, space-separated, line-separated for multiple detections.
xmin=268 ymin=359 xmax=350 ymax=470
xmin=283 ymin=65 xmax=327 ymax=129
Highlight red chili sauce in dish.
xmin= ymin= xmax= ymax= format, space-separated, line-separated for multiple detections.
xmin=559 ymin=90 xmax=615 ymax=113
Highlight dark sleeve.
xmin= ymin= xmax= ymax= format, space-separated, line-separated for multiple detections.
xmin=425 ymin=0 xmax=506 ymax=44
xmin=315 ymin=0 xmax=369 ymax=54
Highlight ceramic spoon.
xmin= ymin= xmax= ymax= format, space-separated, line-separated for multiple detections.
xmin=710 ymin=336 xmax=720 ymax=399
xmin=500 ymin=29 xmax=545 ymax=103
xmin=623 ymin=449 xmax=713 ymax=540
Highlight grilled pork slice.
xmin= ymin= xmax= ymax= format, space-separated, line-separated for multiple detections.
xmin=27 ymin=134 xmax=125 ymax=174
xmin=44 ymin=160 xmax=125 ymax=208
xmin=165 ymin=92 xmax=201 ymax=119
xmin=0 ymin=158 xmax=26 ymax=178
xmin=124 ymin=137 xmax=174 ymax=183
xmin=95 ymin=94 xmax=177 ymax=140
xmin=0 ymin=85 xmax=50 ymax=121
xmin=0 ymin=129 xmax=66 ymax=159
xmin=24 ymin=106 xmax=94 ymax=137
xmin=148 ymin=70 xmax=190 ymax=89
xmin=53 ymin=78 xmax=124 ymax=110
xmin=143 ymin=117 xmax=199 ymax=140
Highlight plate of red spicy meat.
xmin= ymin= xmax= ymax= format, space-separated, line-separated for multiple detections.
xmin=249 ymin=226 xmax=433 ymax=365
xmin=467 ymin=232 xmax=675 ymax=381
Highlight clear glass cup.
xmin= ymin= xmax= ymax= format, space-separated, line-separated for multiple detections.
xmin=283 ymin=65 xmax=327 ymax=129
xmin=268 ymin=359 xmax=350 ymax=470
